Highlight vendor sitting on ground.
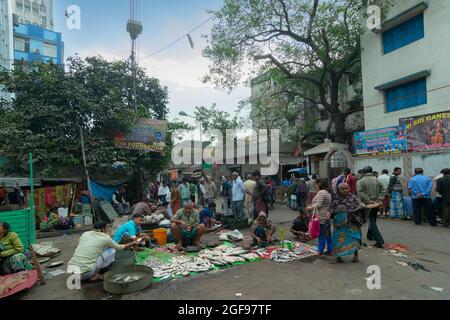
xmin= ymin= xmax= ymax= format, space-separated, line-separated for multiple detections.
xmin=199 ymin=202 xmax=217 ymax=228
xmin=290 ymin=209 xmax=311 ymax=243
xmin=112 ymin=214 xmax=150 ymax=249
xmin=170 ymin=202 xmax=206 ymax=251
xmin=0 ymin=222 xmax=33 ymax=276
xmin=68 ymin=222 xmax=137 ymax=282
xmin=251 ymin=212 xmax=276 ymax=248
xmin=131 ymin=198 xmax=152 ymax=216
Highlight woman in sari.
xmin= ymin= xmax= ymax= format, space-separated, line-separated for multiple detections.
xmin=331 ymin=183 xmax=368 ymax=263
xmin=0 ymin=222 xmax=33 ymax=275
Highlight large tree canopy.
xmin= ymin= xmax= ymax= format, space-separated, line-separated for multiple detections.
xmin=204 ymin=0 xmax=390 ymax=143
xmin=0 ymin=57 xmax=190 ymax=201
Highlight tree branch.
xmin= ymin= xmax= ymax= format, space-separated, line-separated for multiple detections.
xmin=254 ymin=54 xmax=321 ymax=87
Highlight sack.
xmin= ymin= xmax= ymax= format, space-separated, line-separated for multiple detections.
xmin=308 ymin=208 xmax=321 ymax=239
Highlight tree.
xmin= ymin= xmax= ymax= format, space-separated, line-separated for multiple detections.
xmin=203 ymin=0 xmax=391 ymax=143
xmin=0 ymin=57 xmax=183 ymax=200
xmin=238 ymin=72 xmax=317 ymax=143
xmin=193 ymin=103 xmax=243 ymax=140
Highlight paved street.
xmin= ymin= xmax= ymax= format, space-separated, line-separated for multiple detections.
xmin=13 ymin=205 xmax=450 ymax=300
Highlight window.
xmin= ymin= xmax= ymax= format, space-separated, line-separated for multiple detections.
xmin=16 ymin=1 xmax=23 ymax=10
xmin=24 ymin=0 xmax=31 ymax=11
xmin=383 ymin=13 xmax=424 ymax=54
xmin=14 ymin=37 xmax=30 ymax=52
xmin=385 ymin=78 xmax=427 ymax=113
xmin=43 ymin=43 xmax=57 ymax=58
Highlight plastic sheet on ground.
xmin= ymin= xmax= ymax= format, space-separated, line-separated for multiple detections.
xmin=219 ymin=229 xmax=244 ymax=242
xmin=0 ymin=270 xmax=38 ymax=299
xmin=135 ymin=242 xmax=260 ymax=283
xmin=252 ymin=242 xmax=318 ymax=263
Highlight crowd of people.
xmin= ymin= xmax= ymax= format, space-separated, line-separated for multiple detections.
xmin=287 ymin=165 xmax=450 ymax=264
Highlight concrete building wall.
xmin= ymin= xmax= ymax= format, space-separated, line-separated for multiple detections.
xmin=361 ymin=0 xmax=450 ymax=130
xmin=13 ymin=0 xmax=53 ymax=30
xmin=0 ymin=0 xmax=13 ymax=70
xmin=354 ymin=156 xmax=403 ymax=174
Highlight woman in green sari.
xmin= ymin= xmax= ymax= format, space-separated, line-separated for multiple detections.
xmin=0 ymin=222 xmax=33 ymax=275
xmin=331 ymin=183 xmax=367 ymax=263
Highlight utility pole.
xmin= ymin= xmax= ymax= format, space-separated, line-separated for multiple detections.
xmin=127 ymin=0 xmax=143 ymax=113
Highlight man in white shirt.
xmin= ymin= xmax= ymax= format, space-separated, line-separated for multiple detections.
xmin=231 ymin=172 xmax=246 ymax=219
xmin=67 ymin=222 xmax=137 ymax=283
xmin=158 ymin=182 xmax=171 ymax=206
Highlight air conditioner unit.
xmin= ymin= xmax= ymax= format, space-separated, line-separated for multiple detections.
xmin=34 ymin=48 xmax=40 ymax=54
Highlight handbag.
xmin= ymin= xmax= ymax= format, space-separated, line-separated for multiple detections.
xmin=308 ymin=207 xmax=321 ymax=239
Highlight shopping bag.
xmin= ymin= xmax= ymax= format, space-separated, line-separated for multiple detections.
xmin=308 ymin=208 xmax=321 ymax=239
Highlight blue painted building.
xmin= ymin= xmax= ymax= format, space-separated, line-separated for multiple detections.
xmin=13 ymin=23 xmax=63 ymax=64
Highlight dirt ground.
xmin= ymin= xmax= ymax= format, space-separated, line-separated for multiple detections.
xmin=11 ymin=204 xmax=450 ymax=300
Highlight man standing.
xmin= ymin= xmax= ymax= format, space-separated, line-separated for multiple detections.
xmin=436 ymin=168 xmax=450 ymax=228
xmin=408 ymin=168 xmax=436 ymax=226
xmin=220 ymin=176 xmax=231 ymax=215
xmin=231 ymin=172 xmax=246 ymax=219
xmin=388 ymin=167 xmax=406 ymax=219
xmin=244 ymin=174 xmax=256 ymax=218
xmin=157 ymin=182 xmax=171 ymax=207
xmin=204 ymin=176 xmax=217 ymax=206
xmin=357 ymin=166 xmax=385 ymax=248
xmin=344 ymin=169 xmax=357 ymax=194
xmin=112 ymin=186 xmax=131 ymax=215
xmin=296 ymin=178 xmax=308 ymax=211
xmin=189 ymin=180 xmax=197 ymax=205
xmin=179 ymin=178 xmax=191 ymax=206
xmin=171 ymin=202 xmax=206 ymax=250
xmin=378 ymin=169 xmax=391 ymax=217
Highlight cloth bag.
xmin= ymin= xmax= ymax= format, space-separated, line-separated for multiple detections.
xmin=308 ymin=208 xmax=321 ymax=239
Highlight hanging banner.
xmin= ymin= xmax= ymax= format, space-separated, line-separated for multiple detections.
xmin=114 ymin=118 xmax=168 ymax=153
xmin=354 ymin=125 xmax=407 ymax=156
xmin=400 ymin=111 xmax=450 ymax=151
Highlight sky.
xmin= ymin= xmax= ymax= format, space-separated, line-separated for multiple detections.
xmin=53 ymin=0 xmax=250 ymax=137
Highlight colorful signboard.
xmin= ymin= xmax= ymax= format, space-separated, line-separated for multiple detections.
xmin=114 ymin=118 xmax=168 ymax=153
xmin=354 ymin=125 xmax=407 ymax=156
xmin=400 ymin=111 xmax=450 ymax=151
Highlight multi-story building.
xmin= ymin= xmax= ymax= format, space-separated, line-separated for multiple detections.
xmin=250 ymin=71 xmax=364 ymax=177
xmin=13 ymin=22 xmax=63 ymax=64
xmin=358 ymin=0 xmax=450 ymax=178
xmin=1 ymin=0 xmax=14 ymax=103
xmin=12 ymin=0 xmax=53 ymax=30
xmin=0 ymin=0 xmax=14 ymax=70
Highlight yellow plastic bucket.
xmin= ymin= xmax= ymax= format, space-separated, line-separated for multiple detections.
xmin=153 ymin=228 xmax=168 ymax=246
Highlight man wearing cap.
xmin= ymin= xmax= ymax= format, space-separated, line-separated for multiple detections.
xmin=68 ymin=222 xmax=138 ymax=283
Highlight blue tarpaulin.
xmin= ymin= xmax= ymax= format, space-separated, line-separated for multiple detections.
xmin=91 ymin=180 xmax=121 ymax=202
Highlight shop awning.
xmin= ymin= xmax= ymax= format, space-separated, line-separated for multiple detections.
xmin=303 ymin=142 xmax=348 ymax=156
xmin=0 ymin=177 xmax=42 ymax=187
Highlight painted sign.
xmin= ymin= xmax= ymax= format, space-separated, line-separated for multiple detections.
xmin=354 ymin=125 xmax=407 ymax=156
xmin=399 ymin=111 xmax=450 ymax=151
xmin=114 ymin=118 xmax=168 ymax=153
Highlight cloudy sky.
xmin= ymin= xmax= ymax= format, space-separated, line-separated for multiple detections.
xmin=53 ymin=0 xmax=250 ymax=136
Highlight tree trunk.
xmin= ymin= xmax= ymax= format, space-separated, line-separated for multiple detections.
xmin=333 ymin=115 xmax=346 ymax=144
